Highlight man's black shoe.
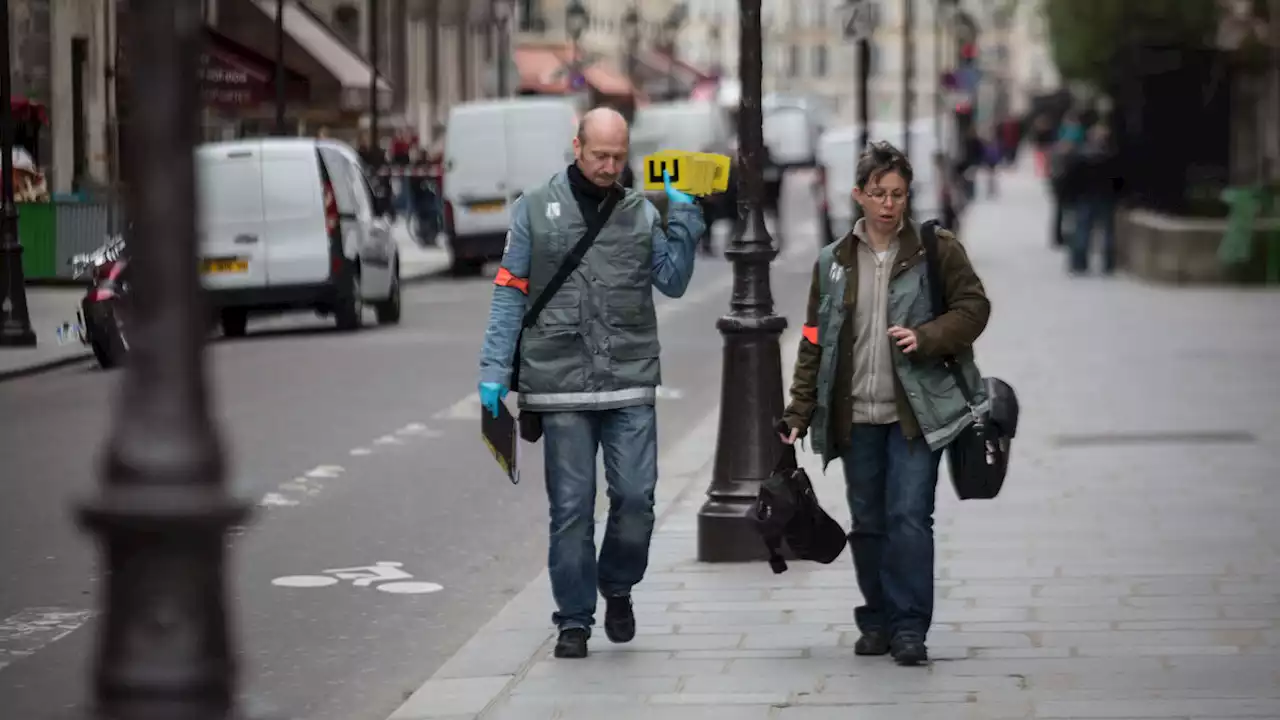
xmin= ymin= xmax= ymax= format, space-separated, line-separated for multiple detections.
xmin=853 ymin=630 xmax=890 ymax=656
xmin=890 ymin=633 xmax=928 ymax=666
xmin=604 ymin=594 xmax=636 ymax=643
xmin=553 ymin=628 xmax=589 ymax=659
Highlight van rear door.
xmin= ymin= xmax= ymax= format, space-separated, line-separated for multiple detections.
xmin=196 ymin=143 xmax=270 ymax=290
xmin=505 ymin=100 xmax=577 ymax=196
xmin=261 ymin=145 xmax=330 ymax=286
xmin=444 ymin=103 xmax=510 ymax=239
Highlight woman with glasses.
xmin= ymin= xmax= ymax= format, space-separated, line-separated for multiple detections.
xmin=779 ymin=141 xmax=991 ymax=667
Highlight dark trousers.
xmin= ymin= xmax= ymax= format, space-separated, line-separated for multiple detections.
xmin=842 ymin=422 xmax=942 ymax=640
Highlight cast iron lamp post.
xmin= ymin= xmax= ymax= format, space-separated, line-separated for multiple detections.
xmin=77 ymin=0 xmax=251 ymax=717
xmin=696 ymin=0 xmax=787 ymax=562
xmin=0 ymin=0 xmax=36 ymax=348
xmin=622 ymin=4 xmax=640 ymax=93
xmin=565 ymin=0 xmax=588 ymax=91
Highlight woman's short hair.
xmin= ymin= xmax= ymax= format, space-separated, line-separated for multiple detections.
xmin=856 ymin=141 xmax=914 ymax=189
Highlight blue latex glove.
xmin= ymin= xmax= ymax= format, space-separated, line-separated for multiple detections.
xmin=478 ymin=382 xmax=509 ymax=418
xmin=664 ymin=170 xmax=694 ymax=205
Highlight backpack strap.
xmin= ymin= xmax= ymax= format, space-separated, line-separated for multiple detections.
xmin=919 ymin=219 xmax=979 ymax=406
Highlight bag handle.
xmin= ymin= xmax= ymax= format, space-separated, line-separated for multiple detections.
xmin=919 ymin=220 xmax=979 ymax=407
xmin=510 ymin=190 xmax=621 ymax=388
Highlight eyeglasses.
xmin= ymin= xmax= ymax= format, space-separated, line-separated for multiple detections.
xmin=863 ymin=188 xmax=910 ymax=205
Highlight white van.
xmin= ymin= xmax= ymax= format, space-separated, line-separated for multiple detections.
xmin=442 ymin=97 xmax=581 ymax=275
xmin=196 ymin=137 xmax=401 ymax=336
xmin=816 ymin=118 xmax=943 ymax=244
xmin=629 ymin=101 xmax=733 ymax=187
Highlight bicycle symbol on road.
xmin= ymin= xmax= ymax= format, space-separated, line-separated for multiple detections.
xmin=271 ymin=561 xmax=443 ymax=595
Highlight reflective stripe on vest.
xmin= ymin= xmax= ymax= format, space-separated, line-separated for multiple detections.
xmin=521 ymin=386 xmax=656 ymax=409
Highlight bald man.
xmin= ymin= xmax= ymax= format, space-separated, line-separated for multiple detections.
xmin=478 ymin=106 xmax=705 ymax=658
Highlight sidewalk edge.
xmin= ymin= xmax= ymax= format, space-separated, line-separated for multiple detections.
xmin=385 ymin=325 xmax=801 ymax=720
xmin=0 ymin=350 xmax=94 ymax=384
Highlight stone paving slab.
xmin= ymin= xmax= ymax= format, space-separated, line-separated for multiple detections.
xmin=387 ymin=159 xmax=1280 ymax=720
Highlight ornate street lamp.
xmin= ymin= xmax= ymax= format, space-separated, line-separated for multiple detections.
xmin=565 ymin=0 xmax=589 ymax=91
xmin=696 ymin=0 xmax=787 ymax=562
xmin=492 ymin=0 xmax=514 ymax=97
xmin=0 ymin=0 xmax=37 ymax=348
xmin=78 ymin=0 xmax=250 ymax=717
xmin=622 ymin=3 xmax=640 ymax=91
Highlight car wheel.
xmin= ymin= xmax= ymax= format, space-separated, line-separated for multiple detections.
xmin=221 ymin=309 xmax=248 ymax=338
xmin=375 ymin=261 xmax=402 ymax=325
xmin=334 ymin=270 xmax=364 ymax=331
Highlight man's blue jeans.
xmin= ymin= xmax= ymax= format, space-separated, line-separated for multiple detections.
xmin=541 ymin=404 xmax=658 ymax=633
xmin=842 ymin=423 xmax=942 ymax=640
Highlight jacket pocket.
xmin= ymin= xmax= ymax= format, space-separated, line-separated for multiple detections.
xmin=539 ymin=288 xmax=581 ymax=326
xmin=611 ymin=334 xmax=661 ymax=360
xmin=519 ymin=330 xmax=585 ymax=391
xmin=606 ymin=288 xmax=654 ymax=327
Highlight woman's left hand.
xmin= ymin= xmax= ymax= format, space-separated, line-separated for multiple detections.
xmin=887 ymin=326 xmax=918 ymax=354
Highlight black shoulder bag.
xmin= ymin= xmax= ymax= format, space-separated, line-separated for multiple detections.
xmin=753 ymin=421 xmax=848 ymax=574
xmin=919 ymin=220 xmax=1020 ymax=500
xmin=509 ymin=192 xmax=621 ymax=442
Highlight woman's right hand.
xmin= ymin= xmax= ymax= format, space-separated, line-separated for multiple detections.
xmin=778 ymin=426 xmax=800 ymax=445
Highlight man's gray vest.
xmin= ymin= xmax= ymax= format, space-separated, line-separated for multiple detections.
xmin=516 ymin=172 xmax=660 ymax=412
xmin=809 ymin=234 xmax=990 ymax=463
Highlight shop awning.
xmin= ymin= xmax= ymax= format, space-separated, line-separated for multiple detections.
xmin=514 ymin=44 xmax=641 ymax=99
xmin=201 ymin=29 xmax=310 ymax=109
xmin=242 ymin=0 xmax=390 ymax=112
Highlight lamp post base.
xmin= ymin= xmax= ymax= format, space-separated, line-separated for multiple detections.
xmin=0 ymin=212 xmax=36 ymax=348
xmin=696 ymin=312 xmax=787 ymax=563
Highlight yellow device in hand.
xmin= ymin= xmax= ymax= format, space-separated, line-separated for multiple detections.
xmin=642 ymin=151 xmax=732 ymax=196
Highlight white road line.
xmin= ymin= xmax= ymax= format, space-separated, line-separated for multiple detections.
xmin=305 ymin=465 xmax=344 ymax=479
xmin=350 ymin=447 xmax=372 ymax=456
xmin=373 ymin=435 xmax=404 ymax=445
xmin=0 ymin=608 xmax=94 ymax=671
xmin=260 ymin=492 xmax=300 ymax=508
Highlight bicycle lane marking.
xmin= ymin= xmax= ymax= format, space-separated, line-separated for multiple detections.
xmin=0 ymin=608 xmax=95 ymax=672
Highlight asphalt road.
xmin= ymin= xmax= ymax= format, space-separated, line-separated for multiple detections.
xmin=0 ymin=178 xmax=824 ymax=720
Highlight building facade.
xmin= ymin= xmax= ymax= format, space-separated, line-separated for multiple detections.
xmin=5 ymin=0 xmax=519 ymax=195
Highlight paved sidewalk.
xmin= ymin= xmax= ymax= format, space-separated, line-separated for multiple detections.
xmin=0 ymin=287 xmax=93 ymax=380
xmin=393 ymin=220 xmax=453 ymax=280
xmin=389 ymin=160 xmax=1280 ymax=720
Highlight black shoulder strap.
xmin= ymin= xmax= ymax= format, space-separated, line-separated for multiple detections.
xmin=510 ymin=191 xmax=621 ymax=389
xmin=918 ymin=220 xmax=978 ymax=405
xmin=919 ymin=220 xmax=947 ymax=319
xmin=521 ymin=192 xmax=621 ymax=329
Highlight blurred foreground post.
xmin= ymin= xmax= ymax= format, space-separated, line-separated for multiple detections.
xmin=697 ymin=0 xmax=787 ymax=562
xmin=0 ymin=0 xmax=36 ymax=348
xmin=78 ymin=0 xmax=249 ymax=717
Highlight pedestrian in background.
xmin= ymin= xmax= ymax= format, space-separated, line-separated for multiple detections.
xmin=476 ymin=107 xmax=705 ymax=659
xmin=780 ymin=142 xmax=991 ymax=666
xmin=1068 ymin=121 xmax=1121 ymax=275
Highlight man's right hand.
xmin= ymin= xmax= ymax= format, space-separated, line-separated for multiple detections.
xmin=664 ymin=170 xmax=694 ymax=205
xmin=479 ymin=381 xmax=509 ymax=418
xmin=778 ymin=425 xmax=800 ymax=445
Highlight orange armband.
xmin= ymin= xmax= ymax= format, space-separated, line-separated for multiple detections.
xmin=494 ymin=267 xmax=529 ymax=294
xmin=802 ymin=324 xmax=818 ymax=345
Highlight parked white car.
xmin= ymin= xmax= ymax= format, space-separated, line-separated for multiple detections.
xmin=196 ymin=137 xmax=401 ymax=336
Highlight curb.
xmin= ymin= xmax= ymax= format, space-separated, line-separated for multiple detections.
xmin=385 ymin=325 xmax=803 ymax=720
xmin=0 ymin=349 xmax=95 ymax=384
